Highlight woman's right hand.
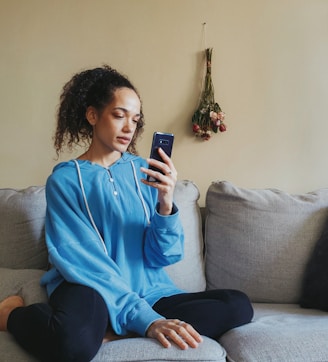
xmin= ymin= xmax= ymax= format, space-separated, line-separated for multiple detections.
xmin=146 ymin=319 xmax=203 ymax=349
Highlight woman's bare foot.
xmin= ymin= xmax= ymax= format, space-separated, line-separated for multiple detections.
xmin=0 ymin=296 xmax=24 ymax=331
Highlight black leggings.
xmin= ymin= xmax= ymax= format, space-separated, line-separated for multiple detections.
xmin=153 ymin=289 xmax=254 ymax=339
xmin=8 ymin=282 xmax=253 ymax=362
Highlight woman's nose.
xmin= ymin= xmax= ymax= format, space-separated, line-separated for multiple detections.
xmin=123 ymin=119 xmax=135 ymax=132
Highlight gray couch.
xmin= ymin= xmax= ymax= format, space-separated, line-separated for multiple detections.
xmin=1 ymin=180 xmax=328 ymax=362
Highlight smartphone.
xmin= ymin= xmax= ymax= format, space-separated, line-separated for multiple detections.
xmin=147 ymin=132 xmax=174 ymax=182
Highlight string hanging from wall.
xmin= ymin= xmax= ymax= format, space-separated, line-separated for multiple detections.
xmin=192 ymin=23 xmax=227 ymax=141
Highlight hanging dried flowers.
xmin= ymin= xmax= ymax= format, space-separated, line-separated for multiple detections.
xmin=192 ymin=48 xmax=227 ymax=141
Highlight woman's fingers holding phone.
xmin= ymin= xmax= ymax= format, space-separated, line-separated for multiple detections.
xmin=157 ymin=148 xmax=175 ymax=173
xmin=141 ymin=148 xmax=177 ymax=183
xmin=154 ymin=148 xmax=177 ymax=179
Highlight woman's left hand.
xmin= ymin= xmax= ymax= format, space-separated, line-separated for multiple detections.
xmin=141 ymin=147 xmax=177 ymax=215
xmin=146 ymin=319 xmax=203 ymax=349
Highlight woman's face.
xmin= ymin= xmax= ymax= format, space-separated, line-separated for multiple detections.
xmin=87 ymin=87 xmax=141 ymax=156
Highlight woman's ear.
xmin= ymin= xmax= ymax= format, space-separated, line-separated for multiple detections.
xmin=86 ymin=106 xmax=98 ymax=126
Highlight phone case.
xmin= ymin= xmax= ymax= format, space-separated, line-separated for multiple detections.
xmin=147 ymin=132 xmax=174 ymax=182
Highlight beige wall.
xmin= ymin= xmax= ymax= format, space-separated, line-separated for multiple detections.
xmin=1 ymin=0 xmax=328 ymax=205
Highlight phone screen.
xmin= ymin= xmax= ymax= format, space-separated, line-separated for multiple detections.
xmin=147 ymin=132 xmax=174 ymax=182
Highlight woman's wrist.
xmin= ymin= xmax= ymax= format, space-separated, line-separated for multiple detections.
xmin=159 ymin=203 xmax=173 ymax=215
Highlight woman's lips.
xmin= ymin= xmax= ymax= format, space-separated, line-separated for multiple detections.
xmin=117 ymin=137 xmax=131 ymax=145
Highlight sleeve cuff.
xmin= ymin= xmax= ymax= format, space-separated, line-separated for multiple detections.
xmin=156 ymin=202 xmax=178 ymax=215
xmin=126 ymin=302 xmax=165 ymax=336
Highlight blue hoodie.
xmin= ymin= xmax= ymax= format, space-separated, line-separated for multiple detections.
xmin=41 ymin=153 xmax=185 ymax=337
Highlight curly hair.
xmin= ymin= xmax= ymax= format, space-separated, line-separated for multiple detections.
xmin=54 ymin=65 xmax=145 ymax=156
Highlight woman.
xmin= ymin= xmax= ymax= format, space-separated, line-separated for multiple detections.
xmin=0 ymin=65 xmax=253 ymax=362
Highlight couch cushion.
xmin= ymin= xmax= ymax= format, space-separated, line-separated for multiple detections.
xmin=205 ymin=181 xmax=328 ymax=303
xmin=93 ymin=336 xmax=226 ymax=362
xmin=0 ymin=186 xmax=48 ymax=270
xmin=165 ymin=180 xmax=206 ymax=292
xmin=0 ymin=333 xmax=226 ymax=362
xmin=0 ymin=268 xmax=47 ymax=305
xmin=219 ymin=303 xmax=328 ymax=362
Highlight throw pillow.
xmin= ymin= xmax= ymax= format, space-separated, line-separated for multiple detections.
xmin=300 ymin=216 xmax=328 ymax=311
xmin=165 ymin=180 xmax=206 ymax=292
xmin=0 ymin=186 xmax=48 ymax=270
xmin=205 ymin=181 xmax=328 ymax=303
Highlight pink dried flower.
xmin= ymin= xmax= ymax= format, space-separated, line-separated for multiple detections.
xmin=218 ymin=112 xmax=225 ymax=121
xmin=210 ymin=111 xmax=218 ymax=121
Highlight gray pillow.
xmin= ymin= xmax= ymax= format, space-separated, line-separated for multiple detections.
xmin=205 ymin=181 xmax=328 ymax=303
xmin=0 ymin=186 xmax=48 ymax=270
xmin=0 ymin=268 xmax=48 ymax=305
xmin=165 ymin=180 xmax=206 ymax=292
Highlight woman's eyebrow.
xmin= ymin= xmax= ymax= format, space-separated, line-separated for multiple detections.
xmin=114 ymin=107 xmax=141 ymax=117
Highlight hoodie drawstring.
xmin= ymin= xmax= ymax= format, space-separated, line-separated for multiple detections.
xmin=73 ymin=160 xmax=108 ymax=255
xmin=130 ymin=160 xmax=150 ymax=224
